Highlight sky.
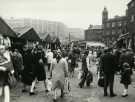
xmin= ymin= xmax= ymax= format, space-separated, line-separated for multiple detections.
xmin=0 ymin=0 xmax=130 ymax=29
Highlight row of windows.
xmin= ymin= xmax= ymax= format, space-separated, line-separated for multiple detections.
xmin=88 ymin=31 xmax=102 ymax=34
xmin=106 ymin=21 xmax=127 ymax=28
xmin=105 ymin=29 xmax=122 ymax=35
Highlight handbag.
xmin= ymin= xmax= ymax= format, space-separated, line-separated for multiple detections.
xmin=98 ymin=71 xmax=104 ymax=87
xmin=98 ymin=76 xmax=104 ymax=87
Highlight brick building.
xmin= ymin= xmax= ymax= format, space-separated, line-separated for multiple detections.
xmin=102 ymin=7 xmax=128 ymax=47
xmin=85 ymin=25 xmax=103 ymax=42
xmin=127 ymin=0 xmax=135 ymax=51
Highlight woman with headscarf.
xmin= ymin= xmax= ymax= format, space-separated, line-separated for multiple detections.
xmin=50 ymin=50 xmax=68 ymax=102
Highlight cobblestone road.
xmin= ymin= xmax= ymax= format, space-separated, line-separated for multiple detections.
xmin=9 ymin=63 xmax=135 ymax=102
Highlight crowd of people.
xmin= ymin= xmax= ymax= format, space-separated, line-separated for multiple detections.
xmin=0 ymin=44 xmax=71 ymax=102
xmin=0 ymin=43 xmax=135 ymax=102
xmin=97 ymin=47 xmax=134 ymax=97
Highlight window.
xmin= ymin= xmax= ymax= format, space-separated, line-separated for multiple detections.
xmin=131 ymin=15 xmax=135 ymax=22
xmin=124 ymin=21 xmax=127 ymax=26
xmin=112 ymin=30 xmax=116 ymax=35
xmin=112 ymin=22 xmax=115 ymax=27
xmin=102 ymin=25 xmax=104 ymax=29
xmin=107 ymin=23 xmax=110 ymax=28
xmin=118 ymin=21 xmax=122 ymax=27
xmin=106 ymin=31 xmax=110 ymax=35
xmin=118 ymin=29 xmax=122 ymax=34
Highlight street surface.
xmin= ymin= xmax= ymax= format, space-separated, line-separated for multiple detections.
xmin=10 ymin=62 xmax=135 ymax=102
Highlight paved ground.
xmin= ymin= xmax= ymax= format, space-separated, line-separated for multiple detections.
xmin=8 ymin=63 xmax=135 ymax=102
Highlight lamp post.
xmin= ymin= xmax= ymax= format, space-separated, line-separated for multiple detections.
xmin=69 ymin=32 xmax=71 ymax=43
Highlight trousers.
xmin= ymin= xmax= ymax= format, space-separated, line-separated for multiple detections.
xmin=104 ymin=73 xmax=115 ymax=95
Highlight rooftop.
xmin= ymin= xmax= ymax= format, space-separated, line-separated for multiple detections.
xmin=13 ymin=26 xmax=32 ymax=37
xmin=106 ymin=16 xmax=127 ymax=22
xmin=88 ymin=25 xmax=102 ymax=30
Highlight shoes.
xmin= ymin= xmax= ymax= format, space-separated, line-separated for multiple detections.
xmin=45 ymin=90 xmax=49 ymax=93
xmin=34 ymin=86 xmax=37 ymax=89
xmin=110 ymin=94 xmax=117 ymax=97
xmin=86 ymin=84 xmax=90 ymax=87
xmin=29 ymin=92 xmax=36 ymax=96
xmin=60 ymin=93 xmax=64 ymax=98
xmin=78 ymin=83 xmax=83 ymax=88
xmin=22 ymin=89 xmax=28 ymax=93
xmin=60 ymin=90 xmax=64 ymax=98
xmin=122 ymin=89 xmax=128 ymax=97
xmin=122 ymin=94 xmax=128 ymax=97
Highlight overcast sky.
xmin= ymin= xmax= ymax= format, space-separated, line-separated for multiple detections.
xmin=0 ymin=0 xmax=130 ymax=29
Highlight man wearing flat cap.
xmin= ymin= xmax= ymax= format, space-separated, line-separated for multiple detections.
xmin=100 ymin=48 xmax=117 ymax=97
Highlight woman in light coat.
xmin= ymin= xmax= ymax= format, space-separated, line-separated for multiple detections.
xmin=51 ymin=51 xmax=68 ymax=102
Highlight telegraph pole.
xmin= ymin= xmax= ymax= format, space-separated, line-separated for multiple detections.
xmin=69 ymin=32 xmax=71 ymax=42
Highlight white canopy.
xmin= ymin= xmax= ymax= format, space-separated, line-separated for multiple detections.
xmin=86 ymin=42 xmax=106 ymax=48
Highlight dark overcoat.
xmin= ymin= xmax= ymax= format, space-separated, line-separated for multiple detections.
xmin=100 ymin=52 xmax=116 ymax=74
xmin=119 ymin=51 xmax=134 ymax=85
xmin=21 ymin=49 xmax=34 ymax=85
xmin=32 ymin=49 xmax=46 ymax=81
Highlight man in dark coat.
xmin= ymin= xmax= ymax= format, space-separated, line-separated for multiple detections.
xmin=100 ymin=48 xmax=117 ymax=97
xmin=29 ymin=45 xmax=46 ymax=95
xmin=32 ymin=45 xmax=46 ymax=81
xmin=113 ymin=48 xmax=121 ymax=72
xmin=21 ymin=47 xmax=34 ymax=93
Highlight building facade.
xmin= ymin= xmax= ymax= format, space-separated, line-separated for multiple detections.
xmin=127 ymin=0 xmax=135 ymax=51
xmin=102 ymin=7 xmax=128 ymax=47
xmin=85 ymin=25 xmax=103 ymax=42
